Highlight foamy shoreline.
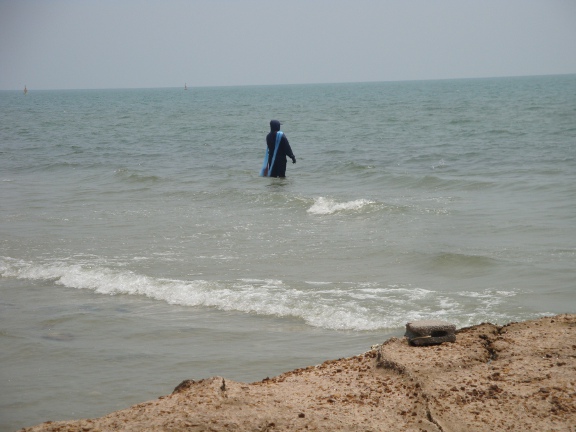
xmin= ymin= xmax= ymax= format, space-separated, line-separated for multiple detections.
xmin=20 ymin=314 xmax=576 ymax=431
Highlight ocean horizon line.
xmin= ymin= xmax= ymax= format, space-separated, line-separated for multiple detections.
xmin=3 ymin=72 xmax=575 ymax=92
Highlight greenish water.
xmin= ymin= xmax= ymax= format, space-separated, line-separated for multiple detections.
xmin=1 ymin=75 xmax=575 ymax=430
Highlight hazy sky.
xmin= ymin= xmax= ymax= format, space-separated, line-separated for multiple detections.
xmin=1 ymin=0 xmax=575 ymax=90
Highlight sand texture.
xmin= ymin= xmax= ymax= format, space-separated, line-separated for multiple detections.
xmin=20 ymin=314 xmax=576 ymax=431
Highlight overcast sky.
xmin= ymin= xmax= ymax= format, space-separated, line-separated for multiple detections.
xmin=1 ymin=0 xmax=575 ymax=90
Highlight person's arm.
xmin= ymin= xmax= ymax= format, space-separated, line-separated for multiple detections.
xmin=283 ymin=135 xmax=296 ymax=163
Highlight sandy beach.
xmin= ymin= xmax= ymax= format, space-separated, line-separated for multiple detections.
xmin=20 ymin=314 xmax=576 ymax=431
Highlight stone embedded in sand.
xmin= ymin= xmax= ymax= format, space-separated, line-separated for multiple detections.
xmin=405 ymin=320 xmax=456 ymax=346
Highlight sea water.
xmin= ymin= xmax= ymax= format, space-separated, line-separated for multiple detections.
xmin=1 ymin=75 xmax=575 ymax=430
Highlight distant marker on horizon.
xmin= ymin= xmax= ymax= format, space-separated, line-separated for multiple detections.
xmin=184 ymin=83 xmax=188 ymax=90
xmin=24 ymin=85 xmax=28 ymax=95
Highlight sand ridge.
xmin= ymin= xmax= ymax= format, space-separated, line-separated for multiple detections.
xmin=20 ymin=314 xmax=576 ymax=431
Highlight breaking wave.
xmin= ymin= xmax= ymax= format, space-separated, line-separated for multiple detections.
xmin=1 ymin=257 xmax=535 ymax=331
xmin=307 ymin=197 xmax=376 ymax=215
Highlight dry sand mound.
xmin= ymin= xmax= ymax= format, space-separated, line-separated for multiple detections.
xmin=20 ymin=314 xmax=576 ymax=431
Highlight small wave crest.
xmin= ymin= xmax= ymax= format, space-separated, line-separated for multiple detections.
xmin=307 ymin=197 xmax=375 ymax=215
xmin=114 ymin=168 xmax=162 ymax=183
xmin=431 ymin=252 xmax=499 ymax=268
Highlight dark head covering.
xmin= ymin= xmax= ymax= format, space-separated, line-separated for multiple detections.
xmin=270 ymin=120 xmax=281 ymax=132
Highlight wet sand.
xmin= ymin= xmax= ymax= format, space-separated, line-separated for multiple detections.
xmin=20 ymin=314 xmax=576 ymax=431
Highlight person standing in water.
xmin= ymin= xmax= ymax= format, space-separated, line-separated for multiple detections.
xmin=261 ymin=120 xmax=296 ymax=177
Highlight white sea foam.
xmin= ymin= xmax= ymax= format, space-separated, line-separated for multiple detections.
xmin=307 ymin=197 xmax=375 ymax=215
xmin=0 ymin=257 xmax=532 ymax=331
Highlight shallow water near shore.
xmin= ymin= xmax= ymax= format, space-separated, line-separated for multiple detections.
xmin=1 ymin=278 xmax=386 ymax=430
xmin=1 ymin=75 xmax=575 ymax=430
